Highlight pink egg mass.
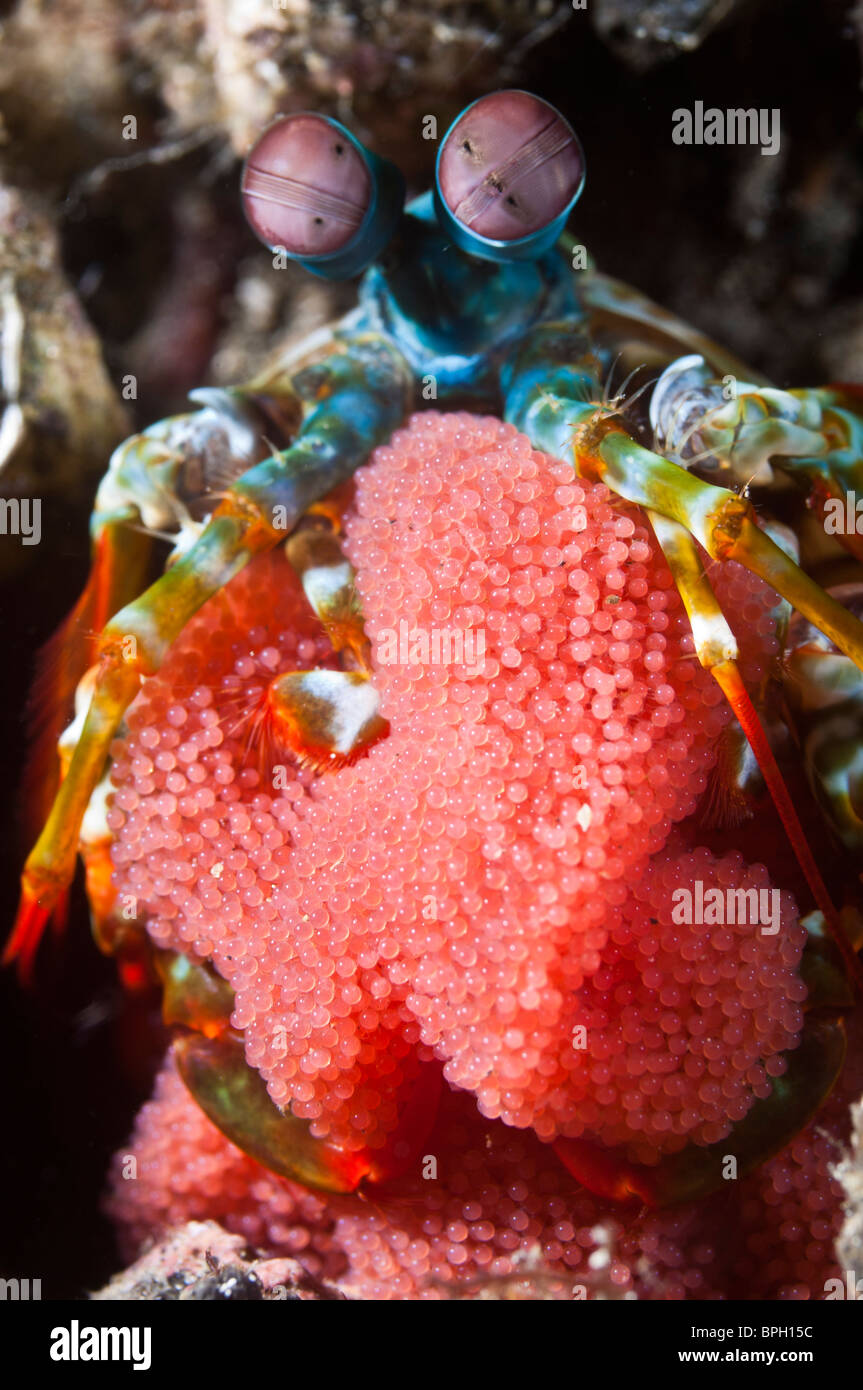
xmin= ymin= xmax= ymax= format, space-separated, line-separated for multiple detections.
xmin=105 ymin=411 xmax=850 ymax=1298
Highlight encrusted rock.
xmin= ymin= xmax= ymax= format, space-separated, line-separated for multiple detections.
xmin=0 ymin=185 xmax=129 ymax=578
xmin=92 ymin=1220 xmax=345 ymax=1300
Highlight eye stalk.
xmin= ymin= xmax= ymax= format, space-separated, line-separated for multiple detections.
xmin=435 ymin=91 xmax=585 ymax=263
xmin=241 ymin=113 xmax=405 ymax=280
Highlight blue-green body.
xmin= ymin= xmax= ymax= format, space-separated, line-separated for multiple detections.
xmin=356 ymin=193 xmax=581 ymax=403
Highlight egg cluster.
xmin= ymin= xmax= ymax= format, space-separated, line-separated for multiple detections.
xmin=710 ymin=554 xmax=784 ymax=686
xmin=107 ymin=1048 xmax=340 ymax=1278
xmin=107 ymin=1038 xmax=855 ymax=1301
xmin=108 ymin=411 xmax=803 ymax=1159
xmin=560 ymin=843 xmax=805 ymax=1163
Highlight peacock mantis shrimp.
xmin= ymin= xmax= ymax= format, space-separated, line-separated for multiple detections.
xmin=9 ymin=89 xmax=863 ymax=1212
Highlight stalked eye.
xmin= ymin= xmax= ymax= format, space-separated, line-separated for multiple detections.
xmin=242 ymin=113 xmax=404 ymax=280
xmin=242 ymin=114 xmax=371 ymax=256
xmin=435 ymin=90 xmax=585 ymax=262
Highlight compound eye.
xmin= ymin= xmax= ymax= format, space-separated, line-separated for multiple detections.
xmin=242 ymin=114 xmax=372 ymax=256
xmin=435 ymin=91 xmax=585 ymax=261
xmin=241 ymin=114 xmax=403 ymax=279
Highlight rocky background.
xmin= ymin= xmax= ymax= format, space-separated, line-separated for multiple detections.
xmin=1 ymin=0 xmax=862 ymax=1296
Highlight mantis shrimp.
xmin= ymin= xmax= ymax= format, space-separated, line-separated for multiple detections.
xmin=10 ymin=90 xmax=863 ymax=1226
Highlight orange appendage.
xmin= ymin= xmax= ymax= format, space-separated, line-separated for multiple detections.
xmin=21 ymin=531 xmax=118 ymax=843
xmin=712 ymin=658 xmax=863 ymax=994
xmin=12 ymin=531 xmax=121 ymax=977
xmin=83 ymin=839 xmax=118 ymax=937
xmin=219 ymin=660 xmax=388 ymax=775
xmin=3 ymin=890 xmax=58 ymax=981
xmin=266 ymin=670 xmax=388 ymax=770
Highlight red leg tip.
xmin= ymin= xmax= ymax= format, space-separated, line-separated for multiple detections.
xmin=4 ymin=887 xmax=61 ymax=982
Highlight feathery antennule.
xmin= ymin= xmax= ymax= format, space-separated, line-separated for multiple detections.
xmin=561 ymin=363 xmax=658 ymax=462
